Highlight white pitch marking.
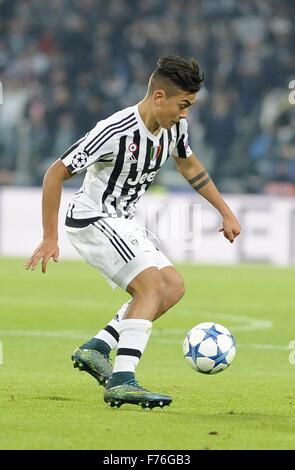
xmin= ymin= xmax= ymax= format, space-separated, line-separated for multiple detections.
xmin=247 ymin=343 xmax=289 ymax=351
xmin=0 ymin=299 xmax=273 ymax=331
xmin=178 ymin=311 xmax=273 ymax=332
xmin=0 ymin=329 xmax=288 ymax=351
xmin=0 ymin=297 xmax=116 ymax=309
xmin=153 ymin=338 xmax=289 ymax=351
xmin=0 ymin=313 xmax=273 ymax=338
xmin=0 ymin=341 xmax=3 ymax=364
xmin=0 ymin=329 xmax=90 ymax=339
xmin=0 ymin=334 xmax=289 ymax=352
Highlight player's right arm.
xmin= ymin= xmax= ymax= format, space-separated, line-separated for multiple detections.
xmin=25 ymin=158 xmax=72 ymax=274
xmin=26 ymin=117 xmax=118 ymax=273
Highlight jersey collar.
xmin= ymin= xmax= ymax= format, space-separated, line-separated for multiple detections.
xmin=133 ymin=104 xmax=163 ymax=142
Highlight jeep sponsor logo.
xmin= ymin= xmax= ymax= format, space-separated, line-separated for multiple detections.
xmin=127 ymin=171 xmax=157 ymax=186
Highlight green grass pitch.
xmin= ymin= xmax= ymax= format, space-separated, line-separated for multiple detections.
xmin=1 ymin=257 xmax=295 ymax=450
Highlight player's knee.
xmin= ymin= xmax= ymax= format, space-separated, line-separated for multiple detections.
xmin=177 ymin=279 xmax=185 ymax=302
xmin=129 ymin=273 xmax=166 ymax=309
xmin=145 ymin=278 xmax=167 ymax=306
xmin=169 ymin=276 xmax=185 ymax=306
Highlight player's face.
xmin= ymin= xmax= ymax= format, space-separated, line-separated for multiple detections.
xmin=154 ymin=90 xmax=196 ymax=129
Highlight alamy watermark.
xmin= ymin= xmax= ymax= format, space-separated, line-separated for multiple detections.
xmin=288 ymin=340 xmax=295 ymax=365
xmin=138 ymin=201 xmax=202 ymax=250
xmin=288 ymin=80 xmax=295 ymax=105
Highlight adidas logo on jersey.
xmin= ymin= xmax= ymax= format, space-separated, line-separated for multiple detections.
xmin=125 ymin=153 xmax=137 ymax=164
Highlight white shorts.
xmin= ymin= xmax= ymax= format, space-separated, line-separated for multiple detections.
xmin=65 ymin=217 xmax=172 ymax=290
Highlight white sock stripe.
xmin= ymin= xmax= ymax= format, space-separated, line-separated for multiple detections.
xmin=113 ymin=318 xmax=153 ymax=374
xmin=94 ymin=330 xmax=117 ymax=350
xmin=107 ymin=318 xmax=120 ymax=329
xmin=113 ymin=356 xmax=140 ymax=373
xmin=93 ymin=302 xmax=131 ymax=351
xmin=115 ymin=301 xmax=131 ymax=322
xmin=119 ymin=318 xmax=152 ymax=334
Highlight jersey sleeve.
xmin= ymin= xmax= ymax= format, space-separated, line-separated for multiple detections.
xmin=172 ymin=119 xmax=193 ymax=159
xmin=60 ymin=120 xmax=118 ymax=174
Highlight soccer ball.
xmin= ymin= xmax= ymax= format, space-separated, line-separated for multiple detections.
xmin=183 ymin=322 xmax=236 ymax=374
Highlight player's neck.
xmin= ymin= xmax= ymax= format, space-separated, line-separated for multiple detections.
xmin=137 ymin=99 xmax=161 ymax=137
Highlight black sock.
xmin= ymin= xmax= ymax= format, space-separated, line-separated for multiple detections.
xmin=80 ymin=338 xmax=111 ymax=357
xmin=106 ymin=371 xmax=135 ymax=388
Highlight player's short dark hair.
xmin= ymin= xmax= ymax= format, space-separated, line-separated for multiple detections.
xmin=148 ymin=55 xmax=204 ymax=96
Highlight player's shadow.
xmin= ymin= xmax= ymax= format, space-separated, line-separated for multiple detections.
xmin=33 ymin=396 xmax=79 ymax=402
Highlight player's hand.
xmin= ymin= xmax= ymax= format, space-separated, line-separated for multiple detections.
xmin=25 ymin=239 xmax=59 ymax=274
xmin=219 ymin=213 xmax=241 ymax=243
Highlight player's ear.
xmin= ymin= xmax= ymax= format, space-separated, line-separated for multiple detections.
xmin=153 ymin=89 xmax=166 ymax=106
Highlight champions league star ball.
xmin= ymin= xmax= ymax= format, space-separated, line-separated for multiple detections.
xmin=183 ymin=322 xmax=236 ymax=374
xmin=72 ymin=151 xmax=88 ymax=169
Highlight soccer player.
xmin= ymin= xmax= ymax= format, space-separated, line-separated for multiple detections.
xmin=26 ymin=56 xmax=241 ymax=409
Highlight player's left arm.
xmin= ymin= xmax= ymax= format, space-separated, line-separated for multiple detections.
xmin=174 ymin=153 xmax=241 ymax=243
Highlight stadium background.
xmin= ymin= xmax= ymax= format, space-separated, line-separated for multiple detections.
xmin=1 ymin=0 xmax=295 ymax=451
xmin=1 ymin=0 xmax=294 ymax=192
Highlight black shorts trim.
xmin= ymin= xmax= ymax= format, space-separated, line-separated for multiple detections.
xmin=65 ymin=216 xmax=100 ymax=228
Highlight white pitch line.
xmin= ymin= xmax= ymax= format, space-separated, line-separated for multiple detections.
xmin=152 ymin=338 xmax=290 ymax=351
xmin=0 ymin=341 xmax=3 ymax=364
xmin=0 ymin=329 xmax=289 ymax=351
xmin=0 ymin=296 xmax=274 ymax=332
xmin=179 ymin=311 xmax=273 ymax=332
xmin=0 ymin=299 xmax=273 ymax=333
xmin=0 ymin=297 xmax=119 ymax=309
xmin=0 ymin=329 xmax=90 ymax=339
xmin=247 ymin=343 xmax=290 ymax=351
xmin=0 ymin=312 xmax=273 ymax=340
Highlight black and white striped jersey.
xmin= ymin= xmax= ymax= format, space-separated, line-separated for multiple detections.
xmin=61 ymin=104 xmax=192 ymax=224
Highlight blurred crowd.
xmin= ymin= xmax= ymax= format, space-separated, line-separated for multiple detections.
xmin=0 ymin=0 xmax=294 ymax=194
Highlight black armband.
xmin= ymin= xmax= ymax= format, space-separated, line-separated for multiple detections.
xmin=188 ymin=171 xmax=211 ymax=192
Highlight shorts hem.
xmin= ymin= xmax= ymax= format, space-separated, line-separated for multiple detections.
xmin=112 ymin=251 xmax=171 ymax=290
